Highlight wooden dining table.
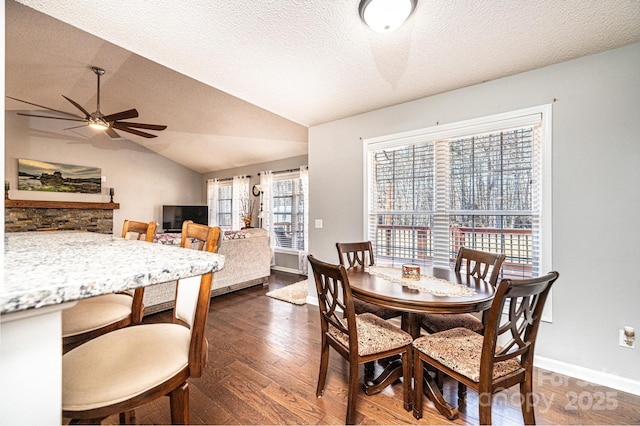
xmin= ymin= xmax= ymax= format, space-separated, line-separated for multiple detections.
xmin=346 ymin=265 xmax=495 ymax=417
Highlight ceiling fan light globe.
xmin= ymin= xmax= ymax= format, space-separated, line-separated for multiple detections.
xmin=88 ymin=119 xmax=109 ymax=130
xmin=360 ymin=0 xmax=416 ymax=33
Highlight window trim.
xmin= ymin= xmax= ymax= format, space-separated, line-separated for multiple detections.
xmin=362 ymin=104 xmax=553 ymax=320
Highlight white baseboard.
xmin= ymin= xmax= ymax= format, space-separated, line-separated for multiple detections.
xmin=271 ymin=266 xmax=306 ymax=275
xmin=535 ymin=355 xmax=640 ymax=396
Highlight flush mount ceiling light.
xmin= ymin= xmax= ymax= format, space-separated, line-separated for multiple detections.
xmin=359 ymin=0 xmax=417 ymax=33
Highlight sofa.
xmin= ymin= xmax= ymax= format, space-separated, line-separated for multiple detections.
xmin=143 ymin=227 xmax=272 ymax=315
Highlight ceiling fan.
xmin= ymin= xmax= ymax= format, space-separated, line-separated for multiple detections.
xmin=8 ymin=66 xmax=167 ymax=139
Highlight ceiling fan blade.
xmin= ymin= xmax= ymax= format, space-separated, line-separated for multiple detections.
xmin=105 ymin=127 xmax=121 ymax=139
xmin=114 ymin=121 xmax=167 ymax=131
xmin=7 ymin=96 xmax=85 ymax=119
xmin=63 ymin=124 xmax=90 ymax=130
xmin=62 ymin=95 xmax=91 ymax=118
xmin=17 ymin=112 xmax=87 ymax=122
xmin=112 ymin=123 xmax=158 ymax=138
xmin=103 ymin=109 xmax=138 ymax=122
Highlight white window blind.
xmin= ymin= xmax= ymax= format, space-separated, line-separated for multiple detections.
xmin=365 ymin=106 xmax=551 ymax=280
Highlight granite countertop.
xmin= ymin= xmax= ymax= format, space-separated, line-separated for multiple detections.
xmin=2 ymin=231 xmax=225 ymax=314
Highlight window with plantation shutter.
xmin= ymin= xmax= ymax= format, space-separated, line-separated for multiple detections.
xmin=365 ymin=105 xmax=552 ymax=282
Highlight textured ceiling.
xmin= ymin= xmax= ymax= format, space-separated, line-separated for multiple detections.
xmin=6 ymin=0 xmax=640 ymax=172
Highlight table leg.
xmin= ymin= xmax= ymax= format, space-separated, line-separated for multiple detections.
xmin=401 ymin=312 xmax=422 ymax=339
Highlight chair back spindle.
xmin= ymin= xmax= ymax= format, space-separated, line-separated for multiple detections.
xmin=336 ymin=241 xmax=375 ymax=269
xmin=481 ymin=272 xmax=558 ymax=377
xmin=122 ymin=220 xmax=158 ymax=322
xmin=122 ymin=219 xmax=157 ymax=242
xmin=174 ymin=221 xmax=221 ymax=327
xmin=310 ymin=256 xmax=355 ymax=345
xmin=175 ymin=220 xmax=220 ymax=377
xmin=336 ymin=241 xmax=400 ymax=321
xmin=455 ymin=247 xmax=506 ymax=286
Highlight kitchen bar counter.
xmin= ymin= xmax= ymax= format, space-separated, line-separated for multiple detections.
xmin=2 ymin=231 xmax=225 ymax=314
xmin=1 ymin=231 xmax=225 ymax=425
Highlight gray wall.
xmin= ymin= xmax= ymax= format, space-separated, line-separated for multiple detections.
xmin=202 ymin=154 xmax=308 ymax=272
xmin=309 ymin=43 xmax=640 ymax=384
xmin=5 ymin=112 xmax=203 ymax=233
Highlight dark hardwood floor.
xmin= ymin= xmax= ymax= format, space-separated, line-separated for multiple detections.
xmin=94 ymin=271 xmax=639 ymax=425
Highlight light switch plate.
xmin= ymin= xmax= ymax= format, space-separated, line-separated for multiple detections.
xmin=315 ymin=219 xmax=323 ymax=229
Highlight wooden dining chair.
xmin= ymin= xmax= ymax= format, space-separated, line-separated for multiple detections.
xmin=336 ymin=241 xmax=402 ymax=321
xmin=420 ymin=247 xmax=506 ymax=335
xmin=180 ymin=219 xmax=223 ymax=252
xmin=308 ymin=254 xmax=413 ymax=425
xmin=412 ymin=271 xmax=559 ymax=425
xmin=61 ymin=220 xmax=158 ymax=353
xmin=62 ymin=223 xmax=221 ymax=425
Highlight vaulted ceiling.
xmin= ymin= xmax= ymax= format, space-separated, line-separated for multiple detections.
xmin=6 ymin=0 xmax=640 ymax=173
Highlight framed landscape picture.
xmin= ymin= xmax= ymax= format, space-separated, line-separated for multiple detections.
xmin=18 ymin=159 xmax=102 ymax=194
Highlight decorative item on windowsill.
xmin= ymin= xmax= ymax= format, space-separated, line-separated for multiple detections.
xmin=5 ymin=181 xmax=10 ymax=200
xmin=240 ymin=198 xmax=256 ymax=229
xmin=401 ymin=263 xmax=421 ymax=280
xmin=109 ymin=187 xmax=115 ymax=203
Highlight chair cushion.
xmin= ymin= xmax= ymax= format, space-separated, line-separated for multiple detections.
xmin=62 ymin=294 xmax=133 ymax=337
xmin=63 ymin=323 xmax=191 ymax=412
xmin=412 ymin=327 xmax=521 ymax=382
xmin=421 ymin=313 xmax=484 ymax=333
xmin=353 ymin=298 xmax=400 ymax=320
xmin=329 ymin=313 xmax=413 ymax=356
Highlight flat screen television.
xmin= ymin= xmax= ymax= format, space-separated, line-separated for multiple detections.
xmin=162 ymin=205 xmax=208 ymax=232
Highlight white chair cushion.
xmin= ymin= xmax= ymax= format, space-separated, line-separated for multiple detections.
xmin=413 ymin=327 xmax=521 ymax=382
xmin=63 ymin=323 xmax=191 ymax=411
xmin=62 ymin=294 xmax=133 ymax=337
xmin=329 ymin=312 xmax=413 ymax=356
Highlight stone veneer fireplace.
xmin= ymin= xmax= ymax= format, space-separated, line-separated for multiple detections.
xmin=4 ymin=200 xmax=119 ymax=234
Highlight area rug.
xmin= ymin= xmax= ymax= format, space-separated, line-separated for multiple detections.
xmin=266 ymin=280 xmax=308 ymax=305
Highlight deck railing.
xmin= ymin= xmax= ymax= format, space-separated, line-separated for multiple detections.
xmin=374 ymin=225 xmax=533 ymax=278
